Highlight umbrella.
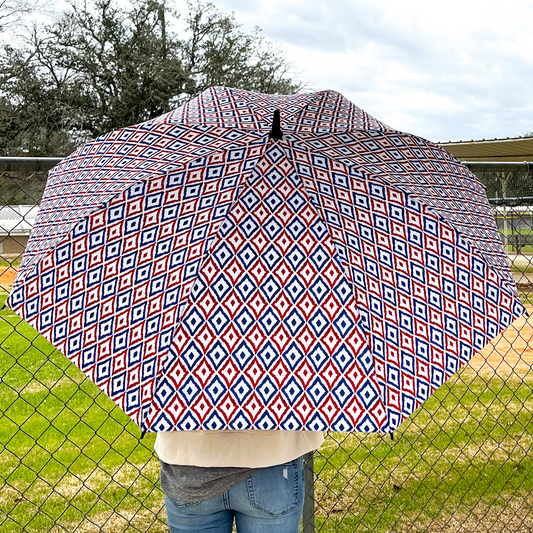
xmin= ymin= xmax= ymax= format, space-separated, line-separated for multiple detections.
xmin=8 ymin=87 xmax=524 ymax=433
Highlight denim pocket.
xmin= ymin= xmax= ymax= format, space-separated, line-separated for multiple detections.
xmin=169 ymin=498 xmax=202 ymax=510
xmin=246 ymin=458 xmax=302 ymax=517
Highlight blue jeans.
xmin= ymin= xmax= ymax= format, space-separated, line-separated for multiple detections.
xmin=165 ymin=457 xmax=304 ymax=532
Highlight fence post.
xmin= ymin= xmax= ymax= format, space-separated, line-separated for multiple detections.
xmin=302 ymin=451 xmax=315 ymax=533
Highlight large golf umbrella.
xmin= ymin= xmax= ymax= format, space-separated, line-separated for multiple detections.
xmin=8 ymin=87 xmax=524 ymax=433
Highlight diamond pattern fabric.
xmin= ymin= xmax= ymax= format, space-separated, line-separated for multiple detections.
xmin=10 ymin=143 xmax=268 ymax=426
xmin=8 ymin=87 xmax=524 ymax=432
xmin=146 ymin=143 xmax=386 ymax=431
xmin=14 ymin=124 xmax=264 ymax=285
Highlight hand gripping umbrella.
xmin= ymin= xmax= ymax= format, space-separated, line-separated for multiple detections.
xmin=8 ymin=87 xmax=524 ymax=433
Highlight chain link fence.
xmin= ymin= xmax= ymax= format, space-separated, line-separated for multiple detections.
xmin=1 ymin=158 xmax=533 ymax=533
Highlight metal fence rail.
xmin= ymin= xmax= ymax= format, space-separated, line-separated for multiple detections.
xmin=1 ymin=158 xmax=533 ymax=532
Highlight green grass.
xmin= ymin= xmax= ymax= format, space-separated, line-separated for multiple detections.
xmin=2 ymin=292 xmax=533 ymax=532
xmin=314 ymin=368 xmax=533 ymax=532
xmin=499 ymin=229 xmax=533 ymax=255
xmin=511 ymin=265 xmax=533 ymax=274
xmin=520 ymin=294 xmax=533 ymax=306
xmin=500 ymin=228 xmax=533 ymax=255
xmin=508 ymin=246 xmax=533 ymax=254
xmin=0 ymin=257 xmax=21 ymax=269
xmin=0 ymin=294 xmax=166 ymax=533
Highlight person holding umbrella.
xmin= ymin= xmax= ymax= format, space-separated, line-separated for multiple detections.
xmin=157 ymin=430 xmax=323 ymax=532
xmin=7 ymin=87 xmax=524 ymax=532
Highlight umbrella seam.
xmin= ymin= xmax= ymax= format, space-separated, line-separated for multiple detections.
xmin=142 ymin=139 xmax=271 ymax=430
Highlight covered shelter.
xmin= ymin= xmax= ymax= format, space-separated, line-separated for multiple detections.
xmin=439 ymin=136 xmax=533 ymax=162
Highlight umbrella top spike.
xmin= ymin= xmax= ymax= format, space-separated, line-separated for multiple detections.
xmin=269 ymin=109 xmax=283 ymax=141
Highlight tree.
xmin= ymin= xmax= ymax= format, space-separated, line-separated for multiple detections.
xmin=0 ymin=0 xmax=300 ymax=156
xmin=181 ymin=1 xmax=299 ymax=97
xmin=0 ymin=40 xmax=89 ymax=156
xmin=0 ymin=0 xmax=41 ymax=33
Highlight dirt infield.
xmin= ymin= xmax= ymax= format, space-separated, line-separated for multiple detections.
xmin=0 ymin=267 xmax=17 ymax=285
xmin=471 ymin=306 xmax=533 ymax=373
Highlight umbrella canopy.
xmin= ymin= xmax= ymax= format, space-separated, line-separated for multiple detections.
xmin=8 ymin=87 xmax=524 ymax=433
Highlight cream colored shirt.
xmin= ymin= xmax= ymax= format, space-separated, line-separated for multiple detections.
xmin=155 ymin=430 xmax=324 ymax=468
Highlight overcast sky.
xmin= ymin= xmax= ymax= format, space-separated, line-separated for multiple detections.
xmin=209 ymin=0 xmax=533 ymax=143
xmin=31 ymin=0 xmax=533 ymax=143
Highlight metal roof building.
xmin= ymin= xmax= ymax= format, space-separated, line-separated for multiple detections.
xmin=0 ymin=205 xmax=38 ymax=236
xmin=439 ymin=137 xmax=533 ymax=162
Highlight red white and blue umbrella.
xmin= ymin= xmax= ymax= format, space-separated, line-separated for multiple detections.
xmin=8 ymin=87 xmax=524 ymax=433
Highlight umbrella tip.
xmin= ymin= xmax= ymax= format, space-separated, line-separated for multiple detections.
xmin=269 ymin=109 xmax=283 ymax=141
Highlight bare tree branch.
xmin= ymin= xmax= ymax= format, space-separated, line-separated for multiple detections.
xmin=0 ymin=0 xmax=43 ymax=32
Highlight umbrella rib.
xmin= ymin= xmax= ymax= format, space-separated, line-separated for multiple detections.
xmin=142 ymin=140 xmax=272 ymax=429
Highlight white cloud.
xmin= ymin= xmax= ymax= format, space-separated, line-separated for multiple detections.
xmin=24 ymin=0 xmax=533 ymax=142
xmin=214 ymin=0 xmax=533 ymax=142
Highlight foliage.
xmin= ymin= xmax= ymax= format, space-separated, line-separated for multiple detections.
xmin=0 ymin=0 xmax=300 ymax=156
xmin=181 ymin=1 xmax=298 ymax=97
